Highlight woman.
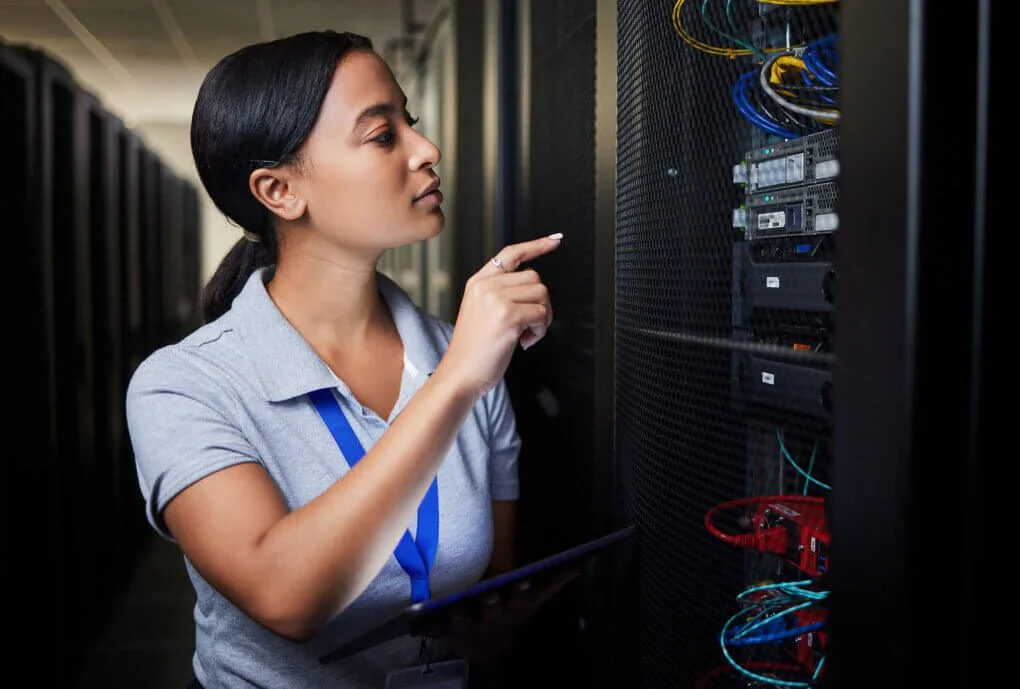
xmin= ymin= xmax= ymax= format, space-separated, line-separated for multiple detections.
xmin=125 ymin=29 xmax=561 ymax=688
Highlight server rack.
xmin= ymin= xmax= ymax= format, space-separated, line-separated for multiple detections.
xmin=613 ymin=2 xmax=839 ymax=687
xmin=138 ymin=147 xmax=165 ymax=352
xmin=1 ymin=38 xmax=63 ymax=668
xmin=5 ymin=41 xmax=205 ymax=682
xmin=117 ymin=128 xmax=151 ymax=571
xmin=826 ymin=2 xmax=993 ymax=687
xmin=500 ymin=0 xmax=608 ymax=685
xmin=606 ymin=1 xmax=991 ymax=688
xmin=159 ymin=166 xmax=185 ymax=341
xmin=85 ymin=94 xmax=129 ymax=610
xmin=10 ymin=45 xmax=99 ymax=680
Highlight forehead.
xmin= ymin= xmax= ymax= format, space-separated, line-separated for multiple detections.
xmin=319 ymin=50 xmax=404 ymax=124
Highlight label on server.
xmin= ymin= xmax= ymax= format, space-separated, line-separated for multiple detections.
xmin=758 ymin=211 xmax=786 ymax=230
xmin=752 ymin=153 xmax=805 ymax=188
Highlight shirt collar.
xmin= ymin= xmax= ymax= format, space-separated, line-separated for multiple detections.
xmin=231 ymin=266 xmax=441 ymax=403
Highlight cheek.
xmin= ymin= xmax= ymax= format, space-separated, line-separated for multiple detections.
xmin=304 ymin=156 xmax=410 ymax=239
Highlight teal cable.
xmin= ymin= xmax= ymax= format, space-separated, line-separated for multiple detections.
xmin=726 ymin=0 xmax=766 ymax=60
xmin=720 ymin=608 xmax=813 ymax=687
xmin=777 ymin=430 xmax=832 ymax=491
xmin=803 ymin=442 xmax=817 ymax=495
xmin=702 ymin=0 xmax=764 ymax=59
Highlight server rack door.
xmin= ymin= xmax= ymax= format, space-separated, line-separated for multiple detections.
xmin=118 ymin=130 xmax=149 ymax=562
xmin=502 ymin=1 xmax=605 ymax=684
xmin=85 ymin=94 xmax=128 ymax=609
xmin=827 ymin=3 xmax=992 ymax=687
xmin=614 ymin=3 xmax=839 ymax=687
xmin=2 ymin=40 xmax=63 ymax=657
xmin=138 ymin=148 xmax=164 ymax=353
xmin=15 ymin=46 xmax=99 ymax=678
xmin=159 ymin=167 xmax=185 ymax=340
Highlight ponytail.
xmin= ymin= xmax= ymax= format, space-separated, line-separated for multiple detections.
xmin=200 ymin=234 xmax=277 ymax=322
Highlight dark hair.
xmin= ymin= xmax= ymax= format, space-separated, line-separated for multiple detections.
xmin=192 ymin=30 xmax=374 ymax=322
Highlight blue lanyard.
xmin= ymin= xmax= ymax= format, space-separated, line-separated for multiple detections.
xmin=309 ymin=388 xmax=439 ymax=603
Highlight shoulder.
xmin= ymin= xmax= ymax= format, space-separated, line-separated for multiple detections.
xmin=126 ymin=312 xmax=248 ymax=413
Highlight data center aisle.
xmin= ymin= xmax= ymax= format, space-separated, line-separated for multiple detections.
xmin=70 ymin=535 xmax=196 ymax=689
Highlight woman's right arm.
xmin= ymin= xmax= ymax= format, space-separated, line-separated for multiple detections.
xmin=152 ymin=236 xmax=560 ymax=642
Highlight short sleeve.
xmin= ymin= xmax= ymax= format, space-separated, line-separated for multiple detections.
xmin=484 ymin=378 xmax=521 ymax=501
xmin=125 ymin=348 xmax=260 ymax=541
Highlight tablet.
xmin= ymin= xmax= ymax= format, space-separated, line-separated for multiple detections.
xmin=318 ymin=523 xmax=637 ymax=664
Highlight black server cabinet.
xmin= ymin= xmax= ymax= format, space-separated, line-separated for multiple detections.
xmin=2 ymin=39 xmax=62 ymax=657
xmin=159 ymin=166 xmax=184 ymax=341
xmin=14 ymin=46 xmax=100 ymax=679
xmin=501 ymin=1 xmax=605 ymax=686
xmin=826 ymin=2 xmax=993 ymax=687
xmin=84 ymin=93 xmax=130 ymax=606
xmin=614 ymin=2 xmax=838 ymax=688
xmin=138 ymin=147 xmax=165 ymax=353
xmin=118 ymin=129 xmax=150 ymax=565
xmin=611 ymin=1 xmax=993 ymax=688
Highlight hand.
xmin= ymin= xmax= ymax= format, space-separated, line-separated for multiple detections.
xmin=439 ymin=235 xmax=562 ymax=397
xmin=440 ymin=564 xmax=582 ymax=664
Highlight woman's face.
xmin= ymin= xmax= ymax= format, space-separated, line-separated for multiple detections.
xmin=287 ymin=50 xmax=444 ymax=254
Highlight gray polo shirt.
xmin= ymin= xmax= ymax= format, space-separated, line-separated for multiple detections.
xmin=125 ymin=266 xmax=521 ymax=689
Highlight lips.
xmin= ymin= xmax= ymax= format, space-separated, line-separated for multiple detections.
xmin=414 ymin=177 xmax=441 ymax=201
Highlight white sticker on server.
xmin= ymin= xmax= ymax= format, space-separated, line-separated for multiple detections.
xmin=758 ymin=211 xmax=786 ymax=229
xmin=815 ymin=212 xmax=839 ymax=233
xmin=761 ymin=371 xmax=775 ymax=385
xmin=766 ymin=276 xmax=780 ymax=288
xmin=786 ymin=153 xmax=805 ymax=183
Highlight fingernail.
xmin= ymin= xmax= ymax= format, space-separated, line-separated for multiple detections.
xmin=547 ymin=232 xmax=563 ymax=240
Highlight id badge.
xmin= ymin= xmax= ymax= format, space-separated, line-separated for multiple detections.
xmin=384 ymin=659 xmax=469 ymax=688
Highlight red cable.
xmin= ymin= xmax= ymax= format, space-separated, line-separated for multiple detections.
xmin=704 ymin=494 xmax=824 ymax=545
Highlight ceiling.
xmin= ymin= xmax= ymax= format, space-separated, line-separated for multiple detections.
xmin=0 ymin=0 xmax=442 ymax=124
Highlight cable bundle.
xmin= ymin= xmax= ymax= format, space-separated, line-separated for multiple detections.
xmin=719 ymin=580 xmax=829 ymax=686
xmin=672 ymin=1 xmax=841 ymax=140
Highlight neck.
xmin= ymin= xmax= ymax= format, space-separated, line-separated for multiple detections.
xmin=267 ymin=244 xmax=389 ymax=352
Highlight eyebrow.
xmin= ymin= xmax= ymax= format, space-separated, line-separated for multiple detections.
xmin=353 ymin=96 xmax=409 ymax=132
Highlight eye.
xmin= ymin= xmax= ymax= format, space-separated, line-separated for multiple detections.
xmin=372 ymin=129 xmax=395 ymax=146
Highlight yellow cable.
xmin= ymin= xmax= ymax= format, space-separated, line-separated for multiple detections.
xmin=672 ymin=0 xmax=811 ymax=59
xmin=672 ymin=0 xmax=755 ymax=57
xmin=768 ymin=55 xmax=840 ymax=125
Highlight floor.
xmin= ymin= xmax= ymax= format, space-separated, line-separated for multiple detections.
xmin=70 ymin=535 xmax=197 ymax=689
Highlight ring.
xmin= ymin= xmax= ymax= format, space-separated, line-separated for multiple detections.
xmin=490 ymin=256 xmax=505 ymax=272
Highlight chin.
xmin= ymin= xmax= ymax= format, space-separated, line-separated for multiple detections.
xmin=420 ymin=208 xmax=446 ymax=238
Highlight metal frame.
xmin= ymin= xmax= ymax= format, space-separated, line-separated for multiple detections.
xmin=828 ymin=2 xmax=990 ymax=686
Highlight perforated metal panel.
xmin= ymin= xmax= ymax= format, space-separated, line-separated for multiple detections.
xmin=615 ymin=2 xmax=839 ymax=687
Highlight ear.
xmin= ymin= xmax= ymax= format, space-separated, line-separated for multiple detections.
xmin=249 ymin=167 xmax=307 ymax=222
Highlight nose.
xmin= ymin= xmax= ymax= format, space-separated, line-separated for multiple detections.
xmin=408 ymin=128 xmax=441 ymax=171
